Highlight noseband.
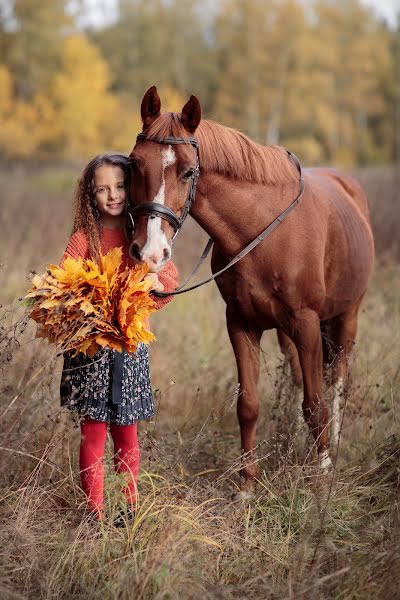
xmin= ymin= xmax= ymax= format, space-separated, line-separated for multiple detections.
xmin=129 ymin=132 xmax=200 ymax=239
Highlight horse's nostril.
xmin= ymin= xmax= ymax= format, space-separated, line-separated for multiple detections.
xmin=130 ymin=243 xmax=142 ymax=262
xmin=163 ymin=247 xmax=171 ymax=261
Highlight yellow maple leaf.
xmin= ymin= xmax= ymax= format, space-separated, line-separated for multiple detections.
xmin=39 ymin=298 xmax=62 ymax=309
xmin=99 ymin=247 xmax=122 ymax=282
xmin=80 ymin=299 xmax=96 ymax=315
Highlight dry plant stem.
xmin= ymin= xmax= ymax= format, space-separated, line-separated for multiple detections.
xmin=282 ymin=566 xmax=351 ymax=600
xmin=1 ymin=350 xmax=57 ymax=420
xmin=0 ymin=446 xmax=68 ymax=479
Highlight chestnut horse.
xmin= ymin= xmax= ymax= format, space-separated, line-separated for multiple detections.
xmin=128 ymin=87 xmax=374 ymax=495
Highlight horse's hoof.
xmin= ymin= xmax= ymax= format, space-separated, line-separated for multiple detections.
xmin=231 ymin=489 xmax=254 ymax=502
xmin=318 ymin=450 xmax=334 ymax=474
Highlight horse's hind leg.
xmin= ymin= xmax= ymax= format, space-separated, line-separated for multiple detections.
xmin=277 ymin=330 xmax=302 ymax=387
xmin=226 ymin=306 xmax=262 ymax=497
xmin=277 ymin=330 xmax=303 ymax=430
xmin=291 ymin=309 xmax=331 ymax=470
xmin=328 ymin=299 xmax=362 ymax=448
xmin=321 ymin=321 xmax=335 ymax=377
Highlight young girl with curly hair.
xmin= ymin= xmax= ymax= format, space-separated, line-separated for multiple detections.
xmin=60 ymin=153 xmax=178 ymax=523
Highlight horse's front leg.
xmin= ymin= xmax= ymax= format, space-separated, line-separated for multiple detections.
xmin=292 ymin=309 xmax=332 ymax=471
xmin=226 ymin=306 xmax=262 ymax=497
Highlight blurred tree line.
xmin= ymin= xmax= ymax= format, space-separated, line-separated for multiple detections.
xmin=0 ymin=0 xmax=399 ymax=165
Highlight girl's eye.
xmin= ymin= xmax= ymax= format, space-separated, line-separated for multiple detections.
xmin=97 ymin=187 xmax=106 ymax=193
xmin=117 ymin=184 xmax=125 ymax=189
xmin=182 ymin=168 xmax=195 ymax=181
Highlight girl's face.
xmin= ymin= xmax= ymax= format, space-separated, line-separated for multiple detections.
xmin=94 ymin=164 xmax=126 ymax=224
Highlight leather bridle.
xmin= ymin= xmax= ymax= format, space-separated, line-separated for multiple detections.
xmin=128 ymin=132 xmax=305 ymax=297
xmin=128 ymin=132 xmax=200 ymax=240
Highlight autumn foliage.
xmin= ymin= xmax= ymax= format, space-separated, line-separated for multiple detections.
xmin=1 ymin=1 xmax=398 ymax=166
xmin=25 ymin=248 xmax=156 ymax=357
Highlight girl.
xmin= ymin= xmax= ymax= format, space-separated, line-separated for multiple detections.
xmin=60 ymin=153 xmax=178 ymax=523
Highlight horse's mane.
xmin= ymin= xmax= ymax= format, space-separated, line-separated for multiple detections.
xmin=146 ymin=112 xmax=298 ymax=186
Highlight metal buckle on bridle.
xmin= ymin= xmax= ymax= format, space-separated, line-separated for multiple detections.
xmin=128 ymin=132 xmax=200 ymax=240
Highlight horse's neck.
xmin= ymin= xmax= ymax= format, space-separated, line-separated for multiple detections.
xmin=193 ymin=172 xmax=295 ymax=255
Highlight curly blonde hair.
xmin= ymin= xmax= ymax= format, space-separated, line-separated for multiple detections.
xmin=71 ymin=153 xmax=132 ymax=262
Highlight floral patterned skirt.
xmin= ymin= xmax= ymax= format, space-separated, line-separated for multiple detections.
xmin=60 ymin=343 xmax=155 ymax=425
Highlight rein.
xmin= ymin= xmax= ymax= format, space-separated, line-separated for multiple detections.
xmin=130 ymin=133 xmax=305 ymax=297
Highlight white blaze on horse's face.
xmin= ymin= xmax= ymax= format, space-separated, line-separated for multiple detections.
xmin=140 ymin=145 xmax=176 ymax=272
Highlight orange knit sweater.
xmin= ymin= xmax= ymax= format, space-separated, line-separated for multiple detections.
xmin=61 ymin=228 xmax=178 ymax=310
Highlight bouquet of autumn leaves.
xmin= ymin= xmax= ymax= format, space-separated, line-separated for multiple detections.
xmin=25 ymin=248 xmax=156 ymax=357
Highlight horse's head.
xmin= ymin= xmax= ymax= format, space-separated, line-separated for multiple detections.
xmin=128 ymin=86 xmax=202 ymax=272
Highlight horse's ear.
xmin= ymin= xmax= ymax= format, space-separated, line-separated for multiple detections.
xmin=141 ymin=86 xmax=161 ymax=128
xmin=181 ymin=95 xmax=201 ymax=133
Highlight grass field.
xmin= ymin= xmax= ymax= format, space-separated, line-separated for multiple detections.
xmin=0 ymin=164 xmax=399 ymax=599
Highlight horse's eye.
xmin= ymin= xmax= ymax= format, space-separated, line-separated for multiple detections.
xmin=182 ymin=168 xmax=195 ymax=181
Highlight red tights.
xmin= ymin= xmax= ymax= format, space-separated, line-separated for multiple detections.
xmin=79 ymin=417 xmax=139 ymax=516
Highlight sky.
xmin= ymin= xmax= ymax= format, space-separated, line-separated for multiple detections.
xmin=360 ymin=0 xmax=399 ymax=25
xmin=79 ymin=0 xmax=400 ymax=29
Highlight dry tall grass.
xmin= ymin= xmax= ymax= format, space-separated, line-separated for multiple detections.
xmin=0 ymin=164 xmax=399 ymax=599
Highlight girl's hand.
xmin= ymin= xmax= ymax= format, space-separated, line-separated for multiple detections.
xmin=144 ymin=273 xmax=164 ymax=292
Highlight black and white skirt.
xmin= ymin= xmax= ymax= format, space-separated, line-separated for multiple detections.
xmin=60 ymin=343 xmax=155 ymax=425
